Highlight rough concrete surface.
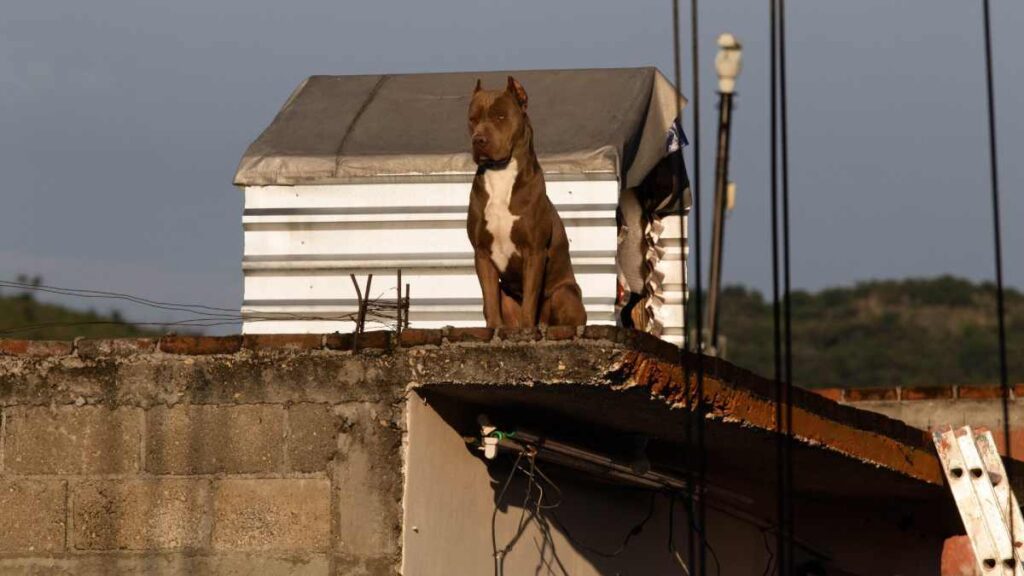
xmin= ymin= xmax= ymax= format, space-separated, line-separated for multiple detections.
xmin=0 ymin=328 xmax=975 ymax=574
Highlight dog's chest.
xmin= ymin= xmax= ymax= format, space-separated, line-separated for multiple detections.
xmin=482 ymin=159 xmax=520 ymax=273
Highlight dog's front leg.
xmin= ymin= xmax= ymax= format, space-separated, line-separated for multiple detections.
xmin=474 ymin=250 xmax=504 ymax=328
xmin=519 ymin=249 xmax=547 ymax=327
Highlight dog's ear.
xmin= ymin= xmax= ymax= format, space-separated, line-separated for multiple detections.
xmin=473 ymin=79 xmax=482 ymax=94
xmin=506 ymin=76 xmax=528 ymax=110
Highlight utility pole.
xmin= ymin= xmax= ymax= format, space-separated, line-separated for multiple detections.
xmin=705 ymin=33 xmax=742 ymax=355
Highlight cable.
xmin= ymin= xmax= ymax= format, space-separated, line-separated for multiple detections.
xmin=491 ymin=450 xmax=525 ymax=576
xmin=768 ymin=0 xmax=790 ymax=572
xmin=980 ymin=0 xmax=1012 ymax=548
xmin=0 ymin=280 xmax=237 ymax=314
xmin=778 ymin=0 xmax=795 ymax=572
xmin=688 ymin=0 xmax=709 ymax=570
xmin=669 ymin=2 xmax=700 ymax=572
xmin=761 ymin=528 xmax=776 ymax=576
xmin=668 ymin=493 xmax=692 ymax=575
xmin=0 ymin=279 xmax=407 ymax=335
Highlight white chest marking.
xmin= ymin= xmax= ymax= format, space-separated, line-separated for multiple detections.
xmin=482 ymin=158 xmax=520 ymax=273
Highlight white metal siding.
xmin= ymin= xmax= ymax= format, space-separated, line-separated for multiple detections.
xmin=242 ymin=181 xmax=623 ymax=334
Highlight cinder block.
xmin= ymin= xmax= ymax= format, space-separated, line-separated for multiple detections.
xmin=287 ymin=404 xmax=338 ymax=473
xmin=71 ymin=479 xmax=211 ymax=550
xmin=4 ymin=407 xmax=141 ymax=474
xmin=145 ymin=405 xmax=285 ymax=474
xmin=212 ymin=479 xmax=331 ymax=551
xmin=0 ymin=479 xmax=66 ymax=553
xmin=0 ymin=554 xmax=330 ymax=576
xmin=334 ymin=405 xmax=403 ymax=559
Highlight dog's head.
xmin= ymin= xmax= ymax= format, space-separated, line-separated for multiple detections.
xmin=468 ymin=76 xmax=530 ymax=168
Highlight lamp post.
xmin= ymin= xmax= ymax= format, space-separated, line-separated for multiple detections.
xmin=705 ymin=33 xmax=742 ymax=355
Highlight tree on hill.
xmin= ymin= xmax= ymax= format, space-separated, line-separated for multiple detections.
xmin=704 ymin=275 xmax=1022 ymax=389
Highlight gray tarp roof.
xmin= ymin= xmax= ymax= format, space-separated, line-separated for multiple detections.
xmin=234 ymin=67 xmax=686 ymax=188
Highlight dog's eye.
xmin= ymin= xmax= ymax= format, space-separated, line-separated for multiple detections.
xmin=497 ymin=115 xmax=506 ymax=121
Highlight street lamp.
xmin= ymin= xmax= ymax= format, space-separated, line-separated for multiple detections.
xmin=706 ymin=33 xmax=742 ymax=355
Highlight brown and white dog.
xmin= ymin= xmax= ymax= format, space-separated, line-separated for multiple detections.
xmin=466 ymin=77 xmax=586 ymax=329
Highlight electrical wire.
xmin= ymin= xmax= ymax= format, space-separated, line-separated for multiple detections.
xmin=980 ymin=0 xmax=1013 ymax=549
xmin=492 ymin=450 xmax=526 ymax=576
xmin=778 ymin=0 xmax=795 ymax=571
xmin=0 ymin=279 xmax=405 ymax=335
xmin=761 ymin=527 xmax=776 ymax=576
xmin=688 ymin=0 xmax=709 ymax=567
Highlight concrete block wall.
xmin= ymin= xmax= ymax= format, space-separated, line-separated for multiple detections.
xmin=0 ymin=326 xmax=670 ymax=575
xmin=0 ymin=334 xmax=405 ymax=576
xmin=816 ymin=384 xmax=1024 ymax=457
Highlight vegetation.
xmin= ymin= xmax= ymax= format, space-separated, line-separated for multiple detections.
xmin=706 ymin=275 xmax=1023 ymax=388
xmin=0 ymin=278 xmax=160 ymax=340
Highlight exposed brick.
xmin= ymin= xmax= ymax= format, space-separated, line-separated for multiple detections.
xmin=0 ymin=554 xmax=331 ymax=576
xmin=0 ymin=480 xmax=66 ymax=553
xmin=242 ymin=334 xmax=323 ymax=351
xmin=844 ymin=387 xmax=898 ymax=402
xmin=356 ymin=331 xmax=392 ymax=351
xmin=581 ymin=324 xmax=622 ymax=343
xmin=445 ymin=327 xmax=494 ymax=344
xmin=958 ymin=385 xmax=1005 ymax=400
xmin=287 ymin=404 xmax=338 ymax=473
xmin=941 ymin=535 xmax=979 ymax=576
xmin=159 ymin=335 xmax=242 ymax=355
xmin=0 ymin=339 xmax=73 ymax=357
xmin=71 ymin=479 xmax=211 ymax=551
xmin=1015 ymin=383 xmax=1024 ymax=399
xmin=76 ymin=338 xmax=157 ymax=359
xmin=901 ymin=386 xmax=955 ymax=400
xmin=544 ymin=325 xmax=577 ymax=341
xmin=146 ymin=405 xmax=285 ymax=474
xmin=812 ymin=388 xmax=844 ymax=402
xmin=325 ymin=331 xmax=391 ymax=352
xmin=4 ymin=407 xmax=141 ymax=474
xmin=397 ymin=328 xmax=443 ymax=348
xmin=495 ymin=327 xmax=542 ymax=342
xmin=212 ymin=479 xmax=331 ymax=551
xmin=323 ymin=332 xmax=353 ymax=351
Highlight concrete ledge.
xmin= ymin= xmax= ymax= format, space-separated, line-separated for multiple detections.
xmin=0 ymin=554 xmax=331 ymax=576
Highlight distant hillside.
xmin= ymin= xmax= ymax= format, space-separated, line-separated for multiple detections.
xmin=710 ymin=276 xmax=1023 ymax=389
xmin=0 ymin=290 xmax=160 ymax=340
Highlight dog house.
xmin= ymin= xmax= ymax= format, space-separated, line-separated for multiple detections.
xmin=234 ymin=68 xmax=691 ymax=344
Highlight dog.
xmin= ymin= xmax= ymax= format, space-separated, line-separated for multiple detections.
xmin=466 ymin=76 xmax=587 ymax=329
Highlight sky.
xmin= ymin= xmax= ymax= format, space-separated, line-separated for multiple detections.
xmin=1 ymin=0 xmax=1021 ymax=329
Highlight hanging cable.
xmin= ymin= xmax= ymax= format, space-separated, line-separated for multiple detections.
xmin=670 ymin=0 xmax=700 ymax=572
xmin=684 ymin=0 xmax=709 ymax=573
xmin=980 ymin=0 xmax=1012 ymax=547
xmin=778 ymin=0 xmax=795 ymax=572
xmin=768 ymin=0 xmax=793 ymax=571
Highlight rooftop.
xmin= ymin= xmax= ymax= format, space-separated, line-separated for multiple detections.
xmin=233 ymin=67 xmax=685 ymax=187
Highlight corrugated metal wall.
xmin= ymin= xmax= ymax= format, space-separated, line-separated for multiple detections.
xmin=242 ymin=180 xmax=622 ymax=334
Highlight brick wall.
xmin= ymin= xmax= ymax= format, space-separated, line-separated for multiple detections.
xmin=0 ymin=333 xmax=407 ymax=576
xmin=817 ymin=385 xmax=1024 ymax=457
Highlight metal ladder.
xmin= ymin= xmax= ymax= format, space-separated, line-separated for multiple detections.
xmin=934 ymin=425 xmax=1024 ymax=575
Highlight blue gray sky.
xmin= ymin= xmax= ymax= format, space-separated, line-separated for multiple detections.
xmin=1 ymin=0 xmax=1021 ymax=327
